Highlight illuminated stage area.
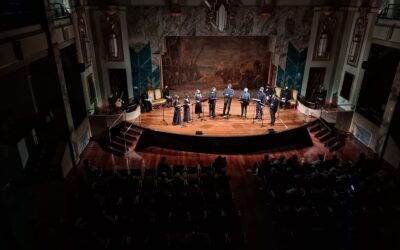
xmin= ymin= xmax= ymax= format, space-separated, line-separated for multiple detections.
xmin=128 ymin=99 xmax=316 ymax=154
xmin=134 ymin=98 xmax=313 ymax=136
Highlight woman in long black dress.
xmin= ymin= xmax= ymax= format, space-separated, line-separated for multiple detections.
xmin=194 ymin=89 xmax=202 ymax=118
xmin=172 ymin=95 xmax=181 ymax=125
xmin=183 ymin=95 xmax=191 ymax=122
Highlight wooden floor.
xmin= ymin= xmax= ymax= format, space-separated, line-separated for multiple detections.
xmin=80 ymin=132 xmax=372 ymax=250
xmin=133 ymin=98 xmax=314 ymax=136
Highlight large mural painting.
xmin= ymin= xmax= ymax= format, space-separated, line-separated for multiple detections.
xmin=162 ymin=36 xmax=269 ymax=94
xmin=127 ymin=5 xmax=313 ymax=96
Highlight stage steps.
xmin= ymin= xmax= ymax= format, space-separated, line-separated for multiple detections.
xmin=308 ymin=119 xmax=343 ymax=152
xmin=107 ymin=121 xmax=145 ymax=156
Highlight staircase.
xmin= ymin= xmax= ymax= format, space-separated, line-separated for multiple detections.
xmin=108 ymin=121 xmax=144 ymax=156
xmin=308 ymin=119 xmax=343 ymax=152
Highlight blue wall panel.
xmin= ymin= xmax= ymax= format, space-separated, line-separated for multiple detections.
xmin=276 ymin=43 xmax=307 ymax=91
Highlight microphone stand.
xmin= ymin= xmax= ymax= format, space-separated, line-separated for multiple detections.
xmin=252 ymin=101 xmax=257 ymax=124
xmin=191 ymin=102 xmax=194 ymax=122
xmin=260 ymin=106 xmax=264 ymax=128
xmin=277 ymin=102 xmax=288 ymax=129
xmin=159 ymin=103 xmax=168 ymax=126
xmin=201 ymin=101 xmax=206 ymax=122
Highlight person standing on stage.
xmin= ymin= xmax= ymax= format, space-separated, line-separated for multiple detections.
xmin=172 ymin=95 xmax=181 ymax=125
xmin=281 ymin=86 xmax=291 ymax=109
xmin=264 ymin=84 xmax=274 ymax=104
xmin=194 ymin=89 xmax=202 ymax=118
xmin=239 ymin=87 xmax=250 ymax=118
xmin=222 ymin=82 xmax=234 ymax=117
xmin=163 ymin=85 xmax=173 ymax=107
xmin=208 ymin=87 xmax=217 ymax=118
xmin=141 ymin=91 xmax=152 ymax=112
xmin=183 ymin=95 xmax=191 ymax=122
xmin=269 ymin=94 xmax=279 ymax=126
xmin=255 ymin=87 xmax=266 ymax=120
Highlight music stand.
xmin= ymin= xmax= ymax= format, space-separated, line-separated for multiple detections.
xmin=159 ymin=103 xmax=168 ymax=126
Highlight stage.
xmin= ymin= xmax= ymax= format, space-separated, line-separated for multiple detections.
xmin=121 ymin=98 xmax=317 ymax=154
xmin=132 ymin=98 xmax=314 ymax=137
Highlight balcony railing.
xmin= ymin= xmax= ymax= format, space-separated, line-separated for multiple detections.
xmin=379 ymin=3 xmax=400 ymax=20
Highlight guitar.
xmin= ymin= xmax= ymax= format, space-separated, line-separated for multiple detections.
xmin=115 ymin=91 xmax=124 ymax=108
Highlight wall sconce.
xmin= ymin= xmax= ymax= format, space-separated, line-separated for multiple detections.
xmin=108 ymin=24 xmax=118 ymax=58
xmin=317 ymin=25 xmax=329 ymax=57
xmin=78 ymin=14 xmax=91 ymax=64
xmin=348 ymin=32 xmax=361 ymax=62
xmin=104 ymin=11 xmax=123 ymax=61
xmin=348 ymin=15 xmax=368 ymax=66
xmin=313 ymin=13 xmax=336 ymax=61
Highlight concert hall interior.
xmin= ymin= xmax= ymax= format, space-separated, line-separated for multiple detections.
xmin=2 ymin=0 xmax=400 ymax=249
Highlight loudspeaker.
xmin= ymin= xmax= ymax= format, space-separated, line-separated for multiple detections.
xmin=195 ymin=131 xmax=203 ymax=135
xmin=268 ymin=129 xmax=276 ymax=134
xmin=74 ymin=62 xmax=85 ymax=72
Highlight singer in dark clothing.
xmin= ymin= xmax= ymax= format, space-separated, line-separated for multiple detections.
xmin=172 ymin=95 xmax=181 ymax=125
xmin=255 ymin=87 xmax=267 ymax=120
xmin=281 ymin=86 xmax=291 ymax=109
xmin=183 ymin=95 xmax=191 ymax=122
xmin=239 ymin=88 xmax=250 ymax=118
xmin=222 ymin=83 xmax=234 ymax=117
xmin=208 ymin=87 xmax=217 ymax=118
xmin=269 ymin=94 xmax=279 ymax=126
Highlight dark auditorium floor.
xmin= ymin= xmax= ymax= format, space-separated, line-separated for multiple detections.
xmin=7 ymin=133 xmax=400 ymax=250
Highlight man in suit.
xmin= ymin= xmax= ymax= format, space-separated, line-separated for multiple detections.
xmin=264 ymin=84 xmax=274 ymax=105
xmin=255 ymin=87 xmax=266 ymax=120
xmin=281 ymin=86 xmax=291 ymax=109
xmin=239 ymin=87 xmax=250 ymax=118
xmin=222 ymin=82 xmax=234 ymax=117
xmin=269 ymin=94 xmax=279 ymax=126
xmin=208 ymin=87 xmax=217 ymax=118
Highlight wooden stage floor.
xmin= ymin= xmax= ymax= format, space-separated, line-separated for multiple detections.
xmin=132 ymin=98 xmax=315 ymax=136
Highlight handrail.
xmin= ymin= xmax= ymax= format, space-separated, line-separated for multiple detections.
xmin=379 ymin=3 xmax=400 ymax=19
xmin=318 ymin=117 xmax=332 ymax=132
xmin=108 ymin=111 xmax=126 ymax=145
xmin=122 ymin=121 xmax=134 ymax=152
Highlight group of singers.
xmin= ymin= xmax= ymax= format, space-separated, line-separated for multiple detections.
xmin=167 ymin=82 xmax=293 ymax=126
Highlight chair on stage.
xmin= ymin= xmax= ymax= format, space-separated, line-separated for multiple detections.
xmin=288 ymin=89 xmax=299 ymax=109
xmin=275 ymin=87 xmax=282 ymax=98
xmin=147 ymin=88 xmax=166 ymax=109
